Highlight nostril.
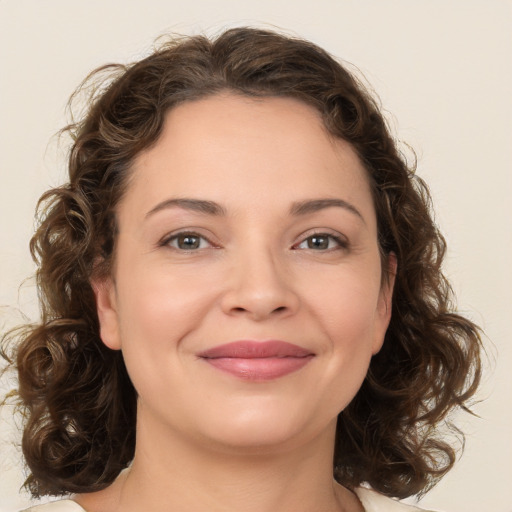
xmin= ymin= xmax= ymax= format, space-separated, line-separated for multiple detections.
xmin=229 ymin=305 xmax=288 ymax=316
xmin=221 ymin=282 xmax=299 ymax=319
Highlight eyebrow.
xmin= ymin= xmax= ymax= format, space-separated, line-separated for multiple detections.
xmin=146 ymin=198 xmax=227 ymax=218
xmin=145 ymin=197 xmax=364 ymax=222
xmin=290 ymin=198 xmax=364 ymax=222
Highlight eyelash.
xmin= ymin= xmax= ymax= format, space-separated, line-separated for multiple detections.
xmin=292 ymin=232 xmax=348 ymax=251
xmin=160 ymin=230 xmax=348 ymax=252
xmin=160 ymin=231 xmax=216 ymax=251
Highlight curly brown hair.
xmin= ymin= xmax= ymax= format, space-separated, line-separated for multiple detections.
xmin=2 ymin=27 xmax=482 ymax=500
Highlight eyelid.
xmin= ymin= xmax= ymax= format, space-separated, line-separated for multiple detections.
xmin=159 ymin=229 xmax=219 ymax=250
xmin=292 ymin=229 xmax=349 ymax=250
xmin=157 ymin=228 xmax=348 ymax=251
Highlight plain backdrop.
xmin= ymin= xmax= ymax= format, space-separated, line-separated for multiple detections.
xmin=0 ymin=1 xmax=511 ymax=511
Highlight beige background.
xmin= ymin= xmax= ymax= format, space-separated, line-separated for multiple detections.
xmin=1 ymin=1 xmax=511 ymax=511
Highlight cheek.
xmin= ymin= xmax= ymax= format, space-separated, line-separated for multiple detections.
xmin=113 ymin=263 xmax=221 ymax=388
xmin=305 ymin=267 xmax=382 ymax=403
xmin=310 ymin=261 xmax=382 ymax=342
xmin=116 ymin=261 xmax=219 ymax=338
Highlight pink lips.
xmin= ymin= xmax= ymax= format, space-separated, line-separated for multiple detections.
xmin=198 ymin=341 xmax=314 ymax=381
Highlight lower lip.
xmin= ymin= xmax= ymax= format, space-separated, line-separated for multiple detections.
xmin=202 ymin=356 xmax=314 ymax=381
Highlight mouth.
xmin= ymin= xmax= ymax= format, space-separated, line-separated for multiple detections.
xmin=197 ymin=340 xmax=315 ymax=381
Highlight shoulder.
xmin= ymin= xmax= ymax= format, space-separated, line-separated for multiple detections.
xmin=355 ymin=487 xmax=438 ymax=512
xmin=21 ymin=500 xmax=86 ymax=512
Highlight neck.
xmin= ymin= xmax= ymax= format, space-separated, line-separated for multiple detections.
xmin=77 ymin=408 xmax=362 ymax=512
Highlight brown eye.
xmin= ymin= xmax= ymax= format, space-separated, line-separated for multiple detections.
xmin=177 ymin=234 xmax=201 ymax=249
xmin=295 ymin=233 xmax=346 ymax=251
xmin=166 ymin=232 xmax=209 ymax=250
xmin=307 ymin=235 xmax=330 ymax=250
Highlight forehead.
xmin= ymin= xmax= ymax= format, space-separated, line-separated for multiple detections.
xmin=125 ymin=93 xmax=374 ymax=222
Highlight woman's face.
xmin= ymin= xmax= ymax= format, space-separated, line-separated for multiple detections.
xmin=94 ymin=93 xmax=394 ymax=453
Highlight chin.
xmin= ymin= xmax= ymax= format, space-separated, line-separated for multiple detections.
xmin=208 ymin=425 xmax=304 ymax=454
xmin=196 ymin=402 xmax=328 ymax=454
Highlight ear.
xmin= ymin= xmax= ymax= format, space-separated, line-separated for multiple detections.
xmin=91 ymin=276 xmax=122 ymax=350
xmin=372 ymin=252 xmax=397 ymax=355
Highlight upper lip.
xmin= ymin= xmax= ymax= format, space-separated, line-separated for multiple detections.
xmin=198 ymin=340 xmax=314 ymax=359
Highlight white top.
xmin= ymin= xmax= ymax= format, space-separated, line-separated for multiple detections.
xmin=21 ymin=488 xmax=435 ymax=511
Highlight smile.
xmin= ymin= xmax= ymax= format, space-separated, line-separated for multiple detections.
xmin=198 ymin=340 xmax=315 ymax=381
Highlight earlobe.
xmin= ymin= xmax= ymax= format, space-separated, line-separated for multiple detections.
xmin=91 ymin=276 xmax=122 ymax=350
xmin=372 ymin=252 xmax=397 ymax=355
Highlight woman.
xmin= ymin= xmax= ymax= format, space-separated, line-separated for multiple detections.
xmin=3 ymin=27 xmax=482 ymax=511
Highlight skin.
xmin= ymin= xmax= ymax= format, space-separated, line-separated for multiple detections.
xmin=81 ymin=94 xmax=395 ymax=512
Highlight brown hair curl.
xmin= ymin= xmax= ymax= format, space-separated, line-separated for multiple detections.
xmin=2 ymin=27 xmax=482 ymax=499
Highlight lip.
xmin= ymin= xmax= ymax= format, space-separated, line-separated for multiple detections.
xmin=198 ymin=340 xmax=315 ymax=381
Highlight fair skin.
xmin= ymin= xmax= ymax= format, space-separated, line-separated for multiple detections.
xmin=81 ymin=94 xmax=395 ymax=512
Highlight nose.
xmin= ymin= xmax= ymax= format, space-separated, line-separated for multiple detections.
xmin=220 ymin=248 xmax=300 ymax=321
